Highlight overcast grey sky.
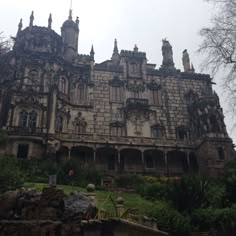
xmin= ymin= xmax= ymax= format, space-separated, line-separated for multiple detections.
xmin=1 ymin=0 xmax=235 ymax=142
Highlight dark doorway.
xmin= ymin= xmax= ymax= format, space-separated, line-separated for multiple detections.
xmin=17 ymin=144 xmax=29 ymax=159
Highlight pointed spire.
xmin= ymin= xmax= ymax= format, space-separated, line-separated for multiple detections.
xmin=68 ymin=9 xmax=72 ymax=20
xmin=48 ymin=13 xmax=52 ymax=29
xmin=90 ymin=44 xmax=95 ymax=61
xmin=111 ymin=39 xmax=120 ymax=64
xmin=17 ymin=19 xmax=23 ymax=34
xmin=134 ymin=44 xmax=139 ymax=52
xmin=29 ymin=11 xmax=34 ymax=27
xmin=114 ymin=39 xmax=118 ymax=53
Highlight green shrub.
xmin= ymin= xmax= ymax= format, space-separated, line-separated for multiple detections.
xmin=138 ymin=182 xmax=167 ymax=200
xmin=0 ymin=156 xmax=24 ymax=192
xmin=166 ymin=176 xmax=208 ymax=212
xmin=145 ymin=201 xmax=191 ymax=236
xmin=115 ymin=174 xmax=145 ymax=189
xmin=191 ymin=207 xmax=236 ymax=235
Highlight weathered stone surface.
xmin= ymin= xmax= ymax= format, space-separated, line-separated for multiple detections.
xmin=63 ymin=191 xmax=96 ymax=222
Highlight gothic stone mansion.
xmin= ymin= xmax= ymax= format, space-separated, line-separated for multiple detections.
xmin=0 ymin=11 xmax=235 ymax=177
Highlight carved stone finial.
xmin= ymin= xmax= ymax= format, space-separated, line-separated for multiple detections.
xmin=134 ymin=44 xmax=139 ymax=52
xmin=17 ymin=19 xmax=23 ymax=33
xmin=76 ymin=16 xmax=79 ymax=26
xmin=29 ymin=11 xmax=34 ymax=27
xmin=48 ymin=13 xmax=52 ymax=29
xmin=182 ymin=49 xmax=191 ymax=72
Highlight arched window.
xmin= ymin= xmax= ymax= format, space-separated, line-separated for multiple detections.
xmin=59 ymin=77 xmax=66 ymax=94
xmin=28 ymin=110 xmax=37 ymax=129
xmin=56 ymin=115 xmax=63 ymax=132
xmin=19 ymin=110 xmax=28 ymax=127
xmin=151 ymin=125 xmax=164 ymax=138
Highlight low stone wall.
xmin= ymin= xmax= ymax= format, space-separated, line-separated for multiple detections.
xmin=0 ymin=219 xmax=168 ymax=236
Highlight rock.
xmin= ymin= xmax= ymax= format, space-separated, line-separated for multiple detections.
xmin=0 ymin=191 xmax=17 ymax=219
xmin=63 ymin=192 xmax=97 ymax=222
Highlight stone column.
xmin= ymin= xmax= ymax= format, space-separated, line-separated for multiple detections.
xmin=85 ymin=184 xmax=97 ymax=206
xmin=117 ymin=150 xmax=120 ymax=170
xmin=68 ymin=148 xmax=71 ymax=160
xmin=48 ymin=87 xmax=57 ymax=134
xmin=93 ymin=149 xmax=96 ymax=162
xmin=164 ymin=152 xmax=169 ymax=177
xmin=141 ymin=150 xmax=145 ymax=173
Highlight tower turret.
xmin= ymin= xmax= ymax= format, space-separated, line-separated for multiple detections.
xmin=61 ymin=10 xmax=79 ymax=61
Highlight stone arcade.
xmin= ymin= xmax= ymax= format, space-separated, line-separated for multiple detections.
xmin=0 ymin=10 xmax=235 ymax=177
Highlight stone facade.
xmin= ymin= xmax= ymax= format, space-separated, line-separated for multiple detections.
xmin=0 ymin=11 xmax=235 ymax=177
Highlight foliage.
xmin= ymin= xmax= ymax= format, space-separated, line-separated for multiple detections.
xmin=145 ymin=201 xmax=191 ymax=236
xmin=0 ymin=128 xmax=8 ymax=147
xmin=0 ymin=32 xmax=11 ymax=56
xmin=138 ymin=182 xmax=167 ymax=200
xmin=205 ymin=182 xmax=226 ymax=208
xmin=0 ymin=156 xmax=24 ymax=192
xmin=115 ymin=174 xmax=145 ymax=189
xmin=191 ymin=207 xmax=236 ymax=235
xmin=199 ymin=0 xmax=236 ymax=113
xmin=166 ymin=176 xmax=208 ymax=212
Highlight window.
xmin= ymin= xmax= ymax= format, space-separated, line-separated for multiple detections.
xmin=78 ymin=84 xmax=87 ymax=100
xmin=28 ymin=70 xmax=40 ymax=90
xmin=56 ymin=115 xmax=63 ymax=132
xmin=151 ymin=90 xmax=161 ymax=106
xmin=130 ymin=63 xmax=139 ymax=73
xmin=77 ymin=120 xmax=87 ymax=134
xmin=17 ymin=144 xmax=29 ymax=159
xmin=111 ymin=126 xmax=124 ymax=136
xmin=19 ymin=110 xmax=28 ymax=127
xmin=18 ymin=110 xmax=38 ymax=130
xmin=28 ymin=110 xmax=37 ymax=129
xmin=111 ymin=86 xmax=122 ymax=102
xmin=151 ymin=125 xmax=164 ymax=138
xmin=176 ymin=127 xmax=190 ymax=140
xmin=59 ymin=77 xmax=66 ymax=94
xmin=218 ymin=147 xmax=225 ymax=160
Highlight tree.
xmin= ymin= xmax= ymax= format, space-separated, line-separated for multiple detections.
xmin=0 ymin=32 xmax=11 ymax=56
xmin=199 ymin=0 xmax=236 ymax=114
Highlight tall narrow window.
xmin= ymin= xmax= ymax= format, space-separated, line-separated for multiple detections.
xmin=78 ymin=84 xmax=87 ymax=101
xmin=210 ymin=115 xmax=220 ymax=132
xmin=28 ymin=70 xmax=40 ymax=90
xmin=111 ymin=86 xmax=122 ymax=102
xmin=59 ymin=77 xmax=66 ymax=94
xmin=56 ymin=115 xmax=63 ymax=132
xmin=19 ymin=111 xmax=28 ymax=127
xmin=28 ymin=110 xmax=37 ymax=129
xmin=151 ymin=90 xmax=161 ymax=105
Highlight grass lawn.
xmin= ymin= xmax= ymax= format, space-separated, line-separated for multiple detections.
xmin=24 ymin=182 xmax=154 ymax=215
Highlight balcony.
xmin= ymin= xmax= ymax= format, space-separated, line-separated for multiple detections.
xmin=126 ymin=98 xmax=149 ymax=108
xmin=7 ymin=126 xmax=45 ymax=136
